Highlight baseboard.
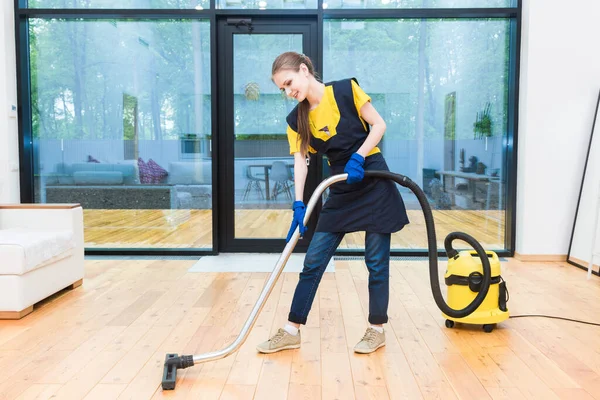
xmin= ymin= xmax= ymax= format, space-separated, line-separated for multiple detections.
xmin=568 ymin=256 xmax=600 ymax=271
xmin=513 ymin=253 xmax=567 ymax=262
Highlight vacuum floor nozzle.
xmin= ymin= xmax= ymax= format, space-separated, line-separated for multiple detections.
xmin=162 ymin=353 xmax=194 ymax=390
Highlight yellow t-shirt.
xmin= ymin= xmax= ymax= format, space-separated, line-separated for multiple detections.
xmin=286 ymin=79 xmax=381 ymax=161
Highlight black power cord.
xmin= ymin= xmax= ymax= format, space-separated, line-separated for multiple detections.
xmin=501 ymin=278 xmax=600 ymax=326
xmin=508 ymin=314 xmax=600 ymax=327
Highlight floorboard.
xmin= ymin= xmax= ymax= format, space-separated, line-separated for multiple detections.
xmin=0 ymin=258 xmax=598 ymax=399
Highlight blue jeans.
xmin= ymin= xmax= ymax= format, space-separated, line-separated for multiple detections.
xmin=288 ymin=231 xmax=391 ymax=325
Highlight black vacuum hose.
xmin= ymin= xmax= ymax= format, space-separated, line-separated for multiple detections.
xmin=363 ymin=170 xmax=492 ymax=318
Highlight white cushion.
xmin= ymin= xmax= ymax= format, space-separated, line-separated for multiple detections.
xmin=0 ymin=228 xmax=76 ymax=275
xmin=168 ymin=161 xmax=211 ymax=185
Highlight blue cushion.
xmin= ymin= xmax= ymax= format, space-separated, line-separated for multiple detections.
xmin=69 ymin=163 xmax=138 ymax=184
xmin=73 ymin=171 xmax=123 ymax=185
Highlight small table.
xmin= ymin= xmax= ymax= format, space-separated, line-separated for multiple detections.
xmin=248 ymin=163 xmax=294 ymax=200
xmin=435 ymin=170 xmax=493 ymax=203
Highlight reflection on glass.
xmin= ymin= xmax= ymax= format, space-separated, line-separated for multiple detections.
xmin=323 ymin=0 xmax=514 ymax=8
xmin=218 ymin=0 xmax=317 ymax=9
xmin=324 ymin=19 xmax=510 ymax=251
xmin=27 ymin=0 xmax=514 ymax=8
xmin=28 ymin=0 xmax=210 ymax=9
xmin=233 ymin=34 xmax=301 ymax=239
xmin=30 ymin=19 xmax=212 ymax=249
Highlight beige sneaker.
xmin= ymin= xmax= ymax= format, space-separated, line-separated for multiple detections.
xmin=354 ymin=327 xmax=386 ymax=354
xmin=256 ymin=328 xmax=301 ymax=354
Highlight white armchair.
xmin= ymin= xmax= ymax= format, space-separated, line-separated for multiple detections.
xmin=0 ymin=204 xmax=84 ymax=319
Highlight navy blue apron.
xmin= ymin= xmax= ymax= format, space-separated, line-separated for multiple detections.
xmin=317 ymin=153 xmax=409 ymax=233
xmin=288 ymin=78 xmax=410 ymax=234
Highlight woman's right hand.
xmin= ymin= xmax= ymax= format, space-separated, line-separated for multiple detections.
xmin=286 ymin=200 xmax=307 ymax=242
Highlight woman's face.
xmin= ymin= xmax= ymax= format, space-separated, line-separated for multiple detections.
xmin=272 ymin=64 xmax=310 ymax=102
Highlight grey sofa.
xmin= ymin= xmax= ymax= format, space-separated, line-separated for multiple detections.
xmin=44 ymin=160 xmax=212 ymax=210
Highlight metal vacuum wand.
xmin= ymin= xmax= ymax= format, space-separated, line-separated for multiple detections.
xmin=162 ymin=173 xmax=348 ymax=390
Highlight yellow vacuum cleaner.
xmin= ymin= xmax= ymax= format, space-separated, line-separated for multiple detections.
xmin=443 ymin=249 xmax=509 ymax=332
xmin=161 ymin=170 xmax=508 ymax=390
xmin=367 ymin=171 xmax=510 ymax=334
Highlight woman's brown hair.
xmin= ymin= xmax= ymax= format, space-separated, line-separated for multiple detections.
xmin=272 ymin=52 xmax=317 ymax=158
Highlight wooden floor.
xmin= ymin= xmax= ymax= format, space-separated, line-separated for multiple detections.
xmin=83 ymin=209 xmax=505 ymax=250
xmin=1 ymin=258 xmax=599 ymax=399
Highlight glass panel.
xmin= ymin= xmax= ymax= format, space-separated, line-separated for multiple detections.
xmin=233 ymin=34 xmax=301 ymax=239
xmin=30 ymin=19 xmax=213 ymax=249
xmin=28 ymin=0 xmax=210 ymax=9
xmin=323 ymin=0 xmax=515 ymax=9
xmin=324 ymin=19 xmax=510 ymax=251
xmin=218 ymin=0 xmax=317 ymax=10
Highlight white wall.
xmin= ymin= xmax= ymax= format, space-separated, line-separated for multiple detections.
xmin=517 ymin=0 xmax=600 ymax=255
xmin=0 ymin=0 xmax=19 ymax=204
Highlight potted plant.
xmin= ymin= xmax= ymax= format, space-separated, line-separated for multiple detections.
xmin=473 ymin=102 xmax=493 ymax=139
xmin=473 ymin=102 xmax=493 ymax=150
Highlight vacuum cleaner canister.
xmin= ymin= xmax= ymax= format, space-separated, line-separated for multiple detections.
xmin=443 ymin=250 xmax=509 ymax=332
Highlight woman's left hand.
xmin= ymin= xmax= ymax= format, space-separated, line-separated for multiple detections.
xmin=344 ymin=153 xmax=365 ymax=184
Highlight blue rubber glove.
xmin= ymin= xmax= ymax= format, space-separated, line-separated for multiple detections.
xmin=286 ymin=200 xmax=307 ymax=242
xmin=344 ymin=153 xmax=365 ymax=184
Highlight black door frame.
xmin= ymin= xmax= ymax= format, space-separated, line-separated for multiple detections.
xmin=216 ymin=16 xmax=320 ymax=253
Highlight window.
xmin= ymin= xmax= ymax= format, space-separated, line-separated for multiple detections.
xmin=30 ymin=19 xmax=213 ymax=250
xmin=324 ymin=18 xmax=510 ymax=251
xmin=28 ymin=0 xmax=210 ymax=9
xmin=324 ymin=0 xmax=515 ymax=9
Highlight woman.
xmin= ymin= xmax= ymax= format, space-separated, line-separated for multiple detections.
xmin=257 ymin=51 xmax=409 ymax=354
